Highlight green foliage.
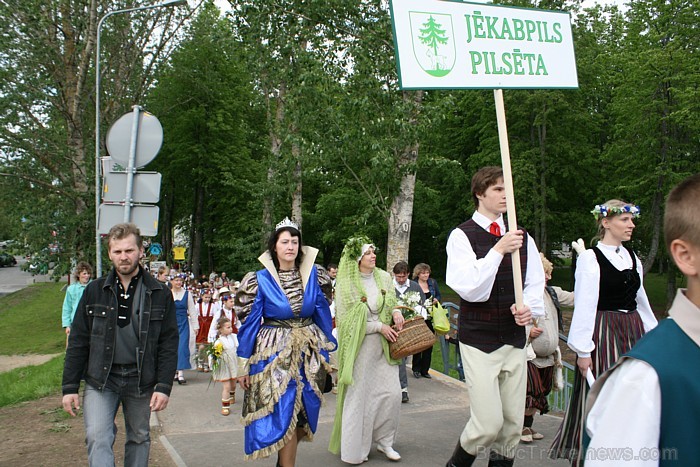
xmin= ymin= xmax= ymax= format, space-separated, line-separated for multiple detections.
xmin=0 ymin=283 xmax=66 ymax=355
xmin=0 ymin=356 xmax=64 ymax=408
xmin=0 ymin=0 xmax=191 ymax=272
xmin=147 ymin=1 xmax=264 ymax=277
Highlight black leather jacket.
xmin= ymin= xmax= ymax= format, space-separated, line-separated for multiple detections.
xmin=62 ymin=267 xmax=179 ymax=396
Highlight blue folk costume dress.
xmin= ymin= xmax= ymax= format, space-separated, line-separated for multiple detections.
xmin=235 ymin=246 xmax=337 ymax=460
xmin=174 ymin=289 xmax=191 ymax=370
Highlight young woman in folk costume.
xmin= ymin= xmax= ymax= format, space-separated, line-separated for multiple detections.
xmin=170 ymin=273 xmax=198 ymax=385
xmin=195 ymin=289 xmax=220 ymax=372
xmin=550 ymin=200 xmax=657 ymax=465
xmin=235 ymin=218 xmax=336 ymax=466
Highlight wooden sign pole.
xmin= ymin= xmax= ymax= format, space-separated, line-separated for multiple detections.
xmin=493 ymin=89 xmax=524 ymax=310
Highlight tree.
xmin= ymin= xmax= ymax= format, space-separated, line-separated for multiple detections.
xmin=0 ymin=0 xmax=192 ymax=276
xmin=147 ymin=1 xmax=261 ymax=277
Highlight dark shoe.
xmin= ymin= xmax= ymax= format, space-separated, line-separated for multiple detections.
xmin=421 ymin=373 xmax=432 ymax=379
xmin=488 ymin=451 xmax=514 ymax=467
xmin=413 ymin=371 xmax=421 ymax=378
xmin=401 ymin=392 xmax=409 ymax=403
xmin=177 ymin=376 xmax=187 ymax=385
xmin=446 ymin=442 xmax=476 ymax=467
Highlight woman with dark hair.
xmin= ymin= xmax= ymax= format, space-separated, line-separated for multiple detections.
xmin=550 ymin=200 xmax=657 ymax=465
xmin=235 ymin=218 xmax=337 ymax=466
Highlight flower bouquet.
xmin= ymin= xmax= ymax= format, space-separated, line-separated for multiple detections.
xmin=203 ymin=340 xmax=224 ymax=375
xmin=390 ymin=291 xmax=436 ymax=360
xmin=396 ymin=291 xmax=430 ymax=320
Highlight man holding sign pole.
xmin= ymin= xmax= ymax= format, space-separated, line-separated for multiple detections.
xmin=445 ymin=167 xmax=545 ymax=466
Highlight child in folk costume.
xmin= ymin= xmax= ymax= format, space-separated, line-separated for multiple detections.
xmin=196 ymin=289 xmax=220 ymax=372
xmin=208 ymin=294 xmax=237 ymax=342
xmin=208 ymin=293 xmax=237 ymax=401
xmin=211 ymin=317 xmax=238 ymax=415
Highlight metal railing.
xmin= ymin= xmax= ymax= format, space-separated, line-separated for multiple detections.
xmin=438 ymin=302 xmax=574 ymax=413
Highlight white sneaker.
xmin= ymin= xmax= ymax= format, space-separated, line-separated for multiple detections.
xmin=377 ymin=445 xmax=401 ymax=461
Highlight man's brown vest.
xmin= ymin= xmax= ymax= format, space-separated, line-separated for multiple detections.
xmin=458 ymin=219 xmax=528 ymax=353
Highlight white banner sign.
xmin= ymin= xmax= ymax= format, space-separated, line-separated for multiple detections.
xmin=389 ymin=0 xmax=578 ymax=89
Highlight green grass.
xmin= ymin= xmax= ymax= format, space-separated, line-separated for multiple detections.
xmin=429 ymin=337 xmax=463 ymax=380
xmin=0 ymin=283 xmax=67 ymax=407
xmin=0 ymin=354 xmax=65 ymax=407
xmin=0 ymin=282 xmax=66 ymax=355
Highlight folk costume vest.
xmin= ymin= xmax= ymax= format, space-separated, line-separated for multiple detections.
xmin=458 ymin=219 xmax=528 ymax=353
xmin=624 ymin=319 xmax=700 ymax=466
xmin=592 ymin=245 xmax=640 ymax=311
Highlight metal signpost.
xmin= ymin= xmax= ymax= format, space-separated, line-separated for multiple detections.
xmin=97 ymin=107 xmax=164 ymax=269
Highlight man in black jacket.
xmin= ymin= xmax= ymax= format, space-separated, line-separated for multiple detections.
xmin=62 ymin=223 xmax=178 ymax=466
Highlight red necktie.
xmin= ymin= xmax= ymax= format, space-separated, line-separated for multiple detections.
xmin=489 ymin=222 xmax=501 ymax=237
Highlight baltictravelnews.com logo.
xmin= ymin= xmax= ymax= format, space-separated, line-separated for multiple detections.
xmin=409 ymin=11 xmax=455 ymax=77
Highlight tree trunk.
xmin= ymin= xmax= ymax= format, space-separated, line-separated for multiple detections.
xmin=386 ymin=146 xmax=418 ymax=270
xmin=386 ymin=91 xmax=423 ymax=270
xmin=643 ymin=181 xmax=664 ymax=275
xmin=190 ymin=182 xmax=204 ymax=277
xmin=291 ymin=142 xmax=303 ymax=231
xmin=643 ymin=80 xmax=671 ymax=274
xmin=262 ymin=81 xmax=286 ymax=240
xmin=161 ymin=190 xmax=174 ymax=264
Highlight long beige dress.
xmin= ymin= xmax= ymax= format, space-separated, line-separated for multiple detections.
xmin=340 ymin=271 xmax=401 ymax=464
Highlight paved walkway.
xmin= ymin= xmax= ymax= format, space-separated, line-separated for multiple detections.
xmin=0 ymin=256 xmax=58 ymax=297
xmin=155 ymin=368 xmax=571 ymax=467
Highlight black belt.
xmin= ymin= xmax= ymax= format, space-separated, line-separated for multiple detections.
xmin=111 ymin=363 xmax=138 ymax=370
xmin=263 ymin=317 xmax=312 ymax=328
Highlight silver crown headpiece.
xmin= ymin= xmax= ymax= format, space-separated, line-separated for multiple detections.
xmin=275 ymin=217 xmax=299 ymax=231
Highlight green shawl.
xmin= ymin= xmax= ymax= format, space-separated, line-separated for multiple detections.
xmin=328 ymin=240 xmax=399 ymax=455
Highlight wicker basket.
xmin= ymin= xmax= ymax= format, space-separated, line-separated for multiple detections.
xmin=389 ymin=315 xmax=436 ymax=360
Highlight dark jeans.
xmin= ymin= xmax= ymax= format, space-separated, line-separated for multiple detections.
xmin=83 ymin=364 xmax=153 ymax=467
xmin=412 ymin=319 xmax=435 ymax=376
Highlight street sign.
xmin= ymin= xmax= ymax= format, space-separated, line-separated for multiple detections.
xmin=102 ymin=171 xmax=162 ymax=203
xmin=98 ymin=204 xmax=159 ymax=236
xmin=106 ymin=110 xmax=163 ymax=168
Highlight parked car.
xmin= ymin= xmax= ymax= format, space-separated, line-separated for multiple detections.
xmin=0 ymin=252 xmax=17 ymax=267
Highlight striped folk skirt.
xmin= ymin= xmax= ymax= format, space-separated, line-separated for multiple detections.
xmin=526 ymin=362 xmax=554 ymax=414
xmin=549 ymin=309 xmax=645 ymax=466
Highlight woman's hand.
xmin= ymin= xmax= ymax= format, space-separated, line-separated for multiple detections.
xmin=577 ymin=356 xmax=592 ymax=377
xmin=392 ymin=310 xmax=405 ymax=331
xmin=380 ymin=324 xmax=399 ymax=343
xmin=529 ymin=326 xmax=543 ymax=339
xmin=238 ymin=375 xmax=250 ymax=390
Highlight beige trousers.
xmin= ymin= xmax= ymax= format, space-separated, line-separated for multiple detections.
xmin=458 ymin=342 xmax=526 ymax=459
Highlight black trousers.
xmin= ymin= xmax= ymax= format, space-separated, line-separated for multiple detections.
xmin=411 ymin=318 xmax=435 ymax=375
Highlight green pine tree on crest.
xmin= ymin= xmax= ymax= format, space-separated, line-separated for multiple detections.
xmin=418 ymin=16 xmax=448 ymax=59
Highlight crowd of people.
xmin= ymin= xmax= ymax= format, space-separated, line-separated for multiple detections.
xmin=59 ymin=168 xmax=700 ymax=467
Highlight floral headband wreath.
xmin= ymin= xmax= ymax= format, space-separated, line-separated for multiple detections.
xmin=170 ymin=273 xmax=188 ymax=280
xmin=591 ymin=204 xmax=641 ymax=221
xmin=342 ymin=235 xmax=377 ymax=263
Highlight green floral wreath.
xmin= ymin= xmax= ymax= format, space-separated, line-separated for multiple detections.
xmin=341 ymin=235 xmax=375 ymax=262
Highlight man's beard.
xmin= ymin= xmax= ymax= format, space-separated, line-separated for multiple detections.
xmin=117 ymin=261 xmax=139 ymax=276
